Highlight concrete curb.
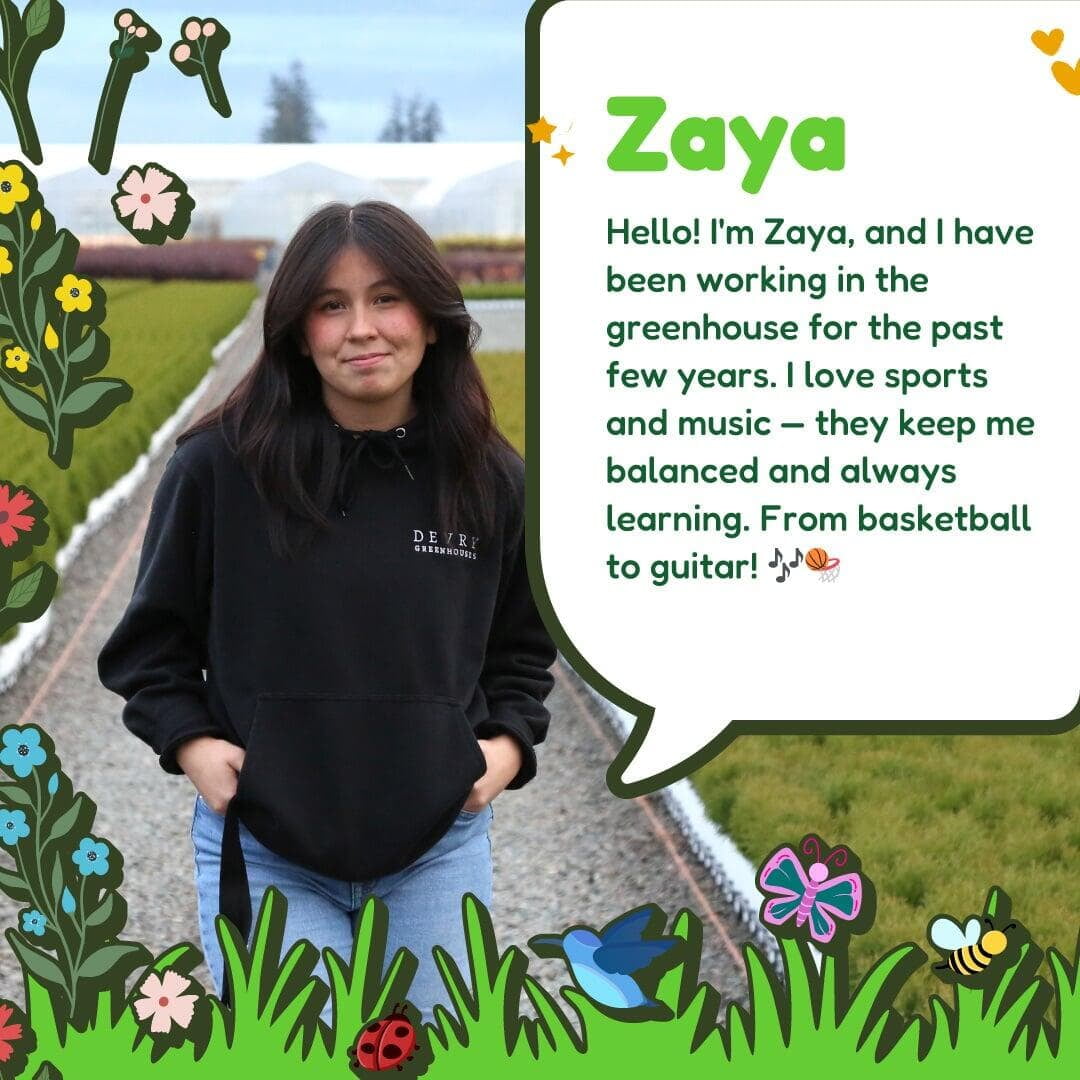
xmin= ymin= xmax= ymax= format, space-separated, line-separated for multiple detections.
xmin=558 ymin=660 xmax=782 ymax=967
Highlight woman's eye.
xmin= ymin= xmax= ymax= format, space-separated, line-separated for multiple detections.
xmin=321 ymin=298 xmax=346 ymax=312
xmin=374 ymin=293 xmax=399 ymax=305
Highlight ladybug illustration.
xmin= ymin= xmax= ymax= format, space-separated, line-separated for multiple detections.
xmin=351 ymin=1003 xmax=418 ymax=1073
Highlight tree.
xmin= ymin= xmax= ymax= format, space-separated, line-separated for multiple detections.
xmin=378 ymin=94 xmax=443 ymax=142
xmin=260 ymin=60 xmax=324 ymax=142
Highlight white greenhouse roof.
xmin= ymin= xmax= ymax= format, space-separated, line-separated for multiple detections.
xmin=12 ymin=143 xmax=525 ymax=240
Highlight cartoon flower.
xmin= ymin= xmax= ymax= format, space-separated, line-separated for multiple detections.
xmin=19 ymin=910 xmax=46 ymax=937
xmin=30 ymin=209 xmax=41 ymax=232
xmin=133 ymin=970 xmax=198 ymax=1033
xmin=169 ymin=18 xmax=231 ymax=118
xmin=54 ymin=273 xmax=93 ymax=314
xmin=0 ymin=164 xmax=29 ymax=215
xmin=114 ymin=166 xmax=179 ymax=231
xmin=3 ymin=346 xmax=29 ymax=374
xmin=0 ymin=246 xmax=12 ymax=275
xmin=43 ymin=323 xmax=58 ymax=350
xmin=0 ymin=725 xmax=46 ymax=773
xmin=0 ymin=810 xmax=29 ymax=846
xmin=0 ymin=1002 xmax=23 ymax=1061
xmin=0 ymin=486 xmax=36 ymax=548
xmin=72 ymin=836 xmax=111 ymax=876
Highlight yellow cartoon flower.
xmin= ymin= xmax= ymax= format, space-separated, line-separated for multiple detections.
xmin=43 ymin=323 xmax=58 ymax=350
xmin=30 ymin=209 xmax=41 ymax=231
xmin=0 ymin=164 xmax=29 ymax=214
xmin=0 ymin=246 xmax=12 ymax=275
xmin=54 ymin=273 xmax=93 ymax=314
xmin=4 ymin=346 xmax=30 ymax=374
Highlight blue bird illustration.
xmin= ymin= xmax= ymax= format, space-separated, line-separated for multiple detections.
xmin=529 ymin=906 xmax=680 ymax=1013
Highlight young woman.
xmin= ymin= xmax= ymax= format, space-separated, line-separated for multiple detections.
xmin=98 ymin=201 xmax=556 ymax=1025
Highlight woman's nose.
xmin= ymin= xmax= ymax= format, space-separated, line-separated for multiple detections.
xmin=346 ymin=308 xmax=376 ymax=339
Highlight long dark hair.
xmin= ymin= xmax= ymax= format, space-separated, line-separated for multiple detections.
xmin=180 ymin=201 xmax=516 ymax=558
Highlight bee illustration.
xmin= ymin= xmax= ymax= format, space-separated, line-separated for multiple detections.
xmin=928 ymin=915 xmax=1017 ymax=977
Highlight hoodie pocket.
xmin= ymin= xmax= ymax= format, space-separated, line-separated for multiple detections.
xmin=235 ymin=693 xmax=487 ymax=881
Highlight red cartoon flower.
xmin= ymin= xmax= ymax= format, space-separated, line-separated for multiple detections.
xmin=0 ymin=484 xmax=35 ymax=547
xmin=0 ymin=1001 xmax=23 ymax=1061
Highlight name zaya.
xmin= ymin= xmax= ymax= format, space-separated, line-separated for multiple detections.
xmin=607 ymin=96 xmax=844 ymax=194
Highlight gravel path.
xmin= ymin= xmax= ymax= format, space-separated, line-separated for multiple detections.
xmin=0 ymin=301 xmax=750 ymax=1013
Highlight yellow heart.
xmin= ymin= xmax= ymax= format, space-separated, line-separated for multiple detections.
xmin=1052 ymin=59 xmax=1080 ymax=95
xmin=1032 ymin=28 xmax=1064 ymax=55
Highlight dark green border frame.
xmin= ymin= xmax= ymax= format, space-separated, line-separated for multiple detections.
xmin=524 ymin=0 xmax=1079 ymax=801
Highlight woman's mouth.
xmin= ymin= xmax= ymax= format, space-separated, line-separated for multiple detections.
xmin=345 ymin=353 xmax=387 ymax=369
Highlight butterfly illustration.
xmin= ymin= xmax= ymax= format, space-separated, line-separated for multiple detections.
xmin=757 ymin=835 xmax=863 ymax=945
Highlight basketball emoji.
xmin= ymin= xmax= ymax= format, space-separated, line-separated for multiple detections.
xmin=806 ymin=547 xmax=829 ymax=571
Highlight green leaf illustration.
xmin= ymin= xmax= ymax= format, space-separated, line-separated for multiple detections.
xmin=6 ymin=929 xmax=67 ymax=989
xmin=84 ymin=891 xmax=115 ymax=929
xmin=60 ymin=378 xmax=127 ymax=417
xmin=78 ymin=941 xmax=147 ymax=980
xmin=66 ymin=328 xmax=96 ymax=368
xmin=33 ymin=289 xmax=45 ymax=339
xmin=0 ymin=222 xmax=14 ymax=243
xmin=29 ymin=230 xmax=65 ymax=278
xmin=0 ymin=783 xmax=33 ymax=807
xmin=32 ymin=1062 xmax=63 ymax=1080
xmin=4 ymin=563 xmax=45 ymax=610
xmin=24 ymin=0 xmax=52 ymax=38
xmin=45 ymin=792 xmax=84 ymax=847
xmin=0 ymin=379 xmax=48 ymax=425
xmin=0 ymin=865 xmax=30 ymax=901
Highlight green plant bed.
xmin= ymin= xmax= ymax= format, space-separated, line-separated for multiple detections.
xmin=692 ymin=729 xmax=1080 ymax=1015
xmin=437 ymin=235 xmax=524 ymax=252
xmin=1 ymin=278 xmax=256 ymax=598
xmin=476 ymin=351 xmax=524 ymax=453
xmin=461 ymin=282 xmax=524 ymax=300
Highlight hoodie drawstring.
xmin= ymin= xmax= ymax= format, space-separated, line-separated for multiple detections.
xmin=333 ymin=425 xmax=414 ymax=517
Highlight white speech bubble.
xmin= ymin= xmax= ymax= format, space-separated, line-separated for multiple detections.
xmin=535 ymin=0 xmax=1080 ymax=794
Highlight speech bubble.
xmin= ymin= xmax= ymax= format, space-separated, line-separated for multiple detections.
xmin=529 ymin=0 xmax=1080 ymax=796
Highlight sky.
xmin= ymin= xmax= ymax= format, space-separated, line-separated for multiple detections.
xmin=10 ymin=1 xmax=532 ymax=145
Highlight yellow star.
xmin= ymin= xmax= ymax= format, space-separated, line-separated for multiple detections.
xmin=527 ymin=116 xmax=557 ymax=143
xmin=552 ymin=145 xmax=574 ymax=166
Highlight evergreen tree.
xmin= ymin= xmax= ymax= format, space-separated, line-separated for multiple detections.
xmin=261 ymin=61 xmax=324 ymax=142
xmin=379 ymin=94 xmax=443 ymax=142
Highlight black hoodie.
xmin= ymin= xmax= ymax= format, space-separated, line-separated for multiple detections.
xmin=98 ymin=414 xmax=556 ymax=930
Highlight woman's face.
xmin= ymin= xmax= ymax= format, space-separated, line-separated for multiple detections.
xmin=300 ymin=245 xmax=435 ymax=429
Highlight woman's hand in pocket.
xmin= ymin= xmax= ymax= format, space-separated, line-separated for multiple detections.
xmin=176 ymin=736 xmax=245 ymax=815
xmin=463 ymin=734 xmax=522 ymax=812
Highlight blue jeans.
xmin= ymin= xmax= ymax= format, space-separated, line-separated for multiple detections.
xmin=189 ymin=795 xmax=493 ymax=1026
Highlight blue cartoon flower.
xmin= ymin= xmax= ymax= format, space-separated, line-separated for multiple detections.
xmin=0 ymin=809 xmax=29 ymax=846
xmin=0 ymin=727 xmax=47 ymax=778
xmin=21 ymin=909 xmax=46 ymax=936
xmin=72 ymin=836 xmax=111 ymax=877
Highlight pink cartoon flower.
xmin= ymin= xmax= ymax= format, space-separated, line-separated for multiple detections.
xmin=114 ymin=165 xmax=179 ymax=230
xmin=0 ymin=486 xmax=36 ymax=548
xmin=132 ymin=970 xmax=198 ymax=1033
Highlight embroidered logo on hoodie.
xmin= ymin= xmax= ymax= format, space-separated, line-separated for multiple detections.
xmin=412 ymin=529 xmax=479 ymax=560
